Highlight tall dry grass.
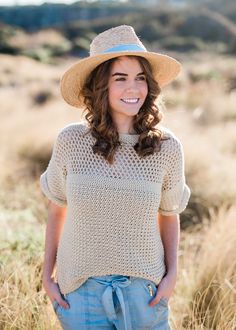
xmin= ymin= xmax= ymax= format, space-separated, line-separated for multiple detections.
xmin=0 ymin=179 xmax=60 ymax=329
xmin=171 ymin=204 xmax=236 ymax=329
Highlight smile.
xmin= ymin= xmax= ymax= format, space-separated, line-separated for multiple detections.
xmin=121 ymin=98 xmax=139 ymax=104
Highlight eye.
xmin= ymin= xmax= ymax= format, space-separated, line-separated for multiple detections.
xmin=137 ymin=76 xmax=146 ymax=81
xmin=115 ymin=77 xmax=126 ymax=81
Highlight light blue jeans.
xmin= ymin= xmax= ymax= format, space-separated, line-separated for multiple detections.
xmin=52 ymin=274 xmax=170 ymax=330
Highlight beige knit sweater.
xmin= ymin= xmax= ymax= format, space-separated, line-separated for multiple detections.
xmin=40 ymin=122 xmax=191 ymax=294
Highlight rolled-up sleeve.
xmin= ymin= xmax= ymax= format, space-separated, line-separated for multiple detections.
xmin=40 ymin=132 xmax=67 ymax=207
xmin=158 ymin=137 xmax=191 ymax=216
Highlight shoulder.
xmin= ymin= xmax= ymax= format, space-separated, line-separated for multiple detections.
xmin=58 ymin=120 xmax=88 ymax=136
xmin=56 ymin=121 xmax=89 ymax=142
xmin=155 ymin=126 xmax=184 ymax=164
xmin=159 ymin=125 xmax=183 ymax=151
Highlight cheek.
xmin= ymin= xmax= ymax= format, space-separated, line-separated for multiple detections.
xmin=142 ymin=85 xmax=148 ymax=99
xmin=108 ymin=85 xmax=122 ymax=101
xmin=108 ymin=88 xmax=119 ymax=109
xmin=144 ymin=84 xmax=148 ymax=95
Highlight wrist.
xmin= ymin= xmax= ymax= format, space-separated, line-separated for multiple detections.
xmin=42 ymin=273 xmax=55 ymax=284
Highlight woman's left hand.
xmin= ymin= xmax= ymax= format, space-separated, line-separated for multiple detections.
xmin=148 ymin=273 xmax=177 ymax=307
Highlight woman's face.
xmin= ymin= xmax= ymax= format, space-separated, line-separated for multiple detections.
xmin=108 ymin=56 xmax=148 ymax=120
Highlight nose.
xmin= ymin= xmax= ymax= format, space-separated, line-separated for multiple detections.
xmin=125 ymin=80 xmax=139 ymax=93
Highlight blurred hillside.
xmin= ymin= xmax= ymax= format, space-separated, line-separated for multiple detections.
xmin=1 ymin=0 xmax=236 ymax=31
xmin=0 ymin=0 xmax=236 ymax=62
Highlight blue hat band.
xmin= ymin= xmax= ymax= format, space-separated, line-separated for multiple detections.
xmin=102 ymin=44 xmax=147 ymax=54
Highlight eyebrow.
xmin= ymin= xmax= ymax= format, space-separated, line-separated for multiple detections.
xmin=111 ymin=72 xmax=145 ymax=77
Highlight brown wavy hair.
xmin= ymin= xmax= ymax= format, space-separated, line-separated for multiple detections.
xmin=81 ymin=55 xmax=169 ymax=165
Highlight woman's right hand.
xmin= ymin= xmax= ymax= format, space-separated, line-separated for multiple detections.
xmin=43 ymin=278 xmax=70 ymax=309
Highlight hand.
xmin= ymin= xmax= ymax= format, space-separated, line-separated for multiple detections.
xmin=148 ymin=273 xmax=177 ymax=307
xmin=43 ymin=278 xmax=70 ymax=309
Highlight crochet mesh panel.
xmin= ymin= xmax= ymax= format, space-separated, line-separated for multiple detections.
xmin=40 ymin=122 xmax=191 ymax=294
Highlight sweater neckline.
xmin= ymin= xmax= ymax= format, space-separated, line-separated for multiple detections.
xmin=82 ymin=122 xmax=139 ymax=144
xmin=118 ymin=132 xmax=139 ymax=144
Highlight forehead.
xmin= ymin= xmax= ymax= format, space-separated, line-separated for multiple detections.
xmin=110 ymin=56 xmax=143 ymax=73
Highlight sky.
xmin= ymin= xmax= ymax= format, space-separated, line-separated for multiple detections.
xmin=0 ymin=0 xmax=93 ymax=5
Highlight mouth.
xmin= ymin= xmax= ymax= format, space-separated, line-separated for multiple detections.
xmin=121 ymin=98 xmax=139 ymax=104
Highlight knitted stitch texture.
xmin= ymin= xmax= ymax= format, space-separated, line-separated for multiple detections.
xmin=40 ymin=122 xmax=191 ymax=294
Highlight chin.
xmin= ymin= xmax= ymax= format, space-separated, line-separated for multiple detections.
xmin=123 ymin=111 xmax=140 ymax=116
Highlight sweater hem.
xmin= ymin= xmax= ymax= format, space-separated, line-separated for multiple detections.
xmin=58 ymin=271 xmax=166 ymax=295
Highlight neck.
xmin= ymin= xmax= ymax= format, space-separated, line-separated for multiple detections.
xmin=111 ymin=114 xmax=136 ymax=135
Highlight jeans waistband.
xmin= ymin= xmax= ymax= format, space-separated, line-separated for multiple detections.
xmin=88 ymin=274 xmax=133 ymax=329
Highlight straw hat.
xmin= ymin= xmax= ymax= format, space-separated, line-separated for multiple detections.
xmin=60 ymin=25 xmax=181 ymax=108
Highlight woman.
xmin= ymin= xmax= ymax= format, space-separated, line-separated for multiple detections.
xmin=40 ymin=25 xmax=191 ymax=330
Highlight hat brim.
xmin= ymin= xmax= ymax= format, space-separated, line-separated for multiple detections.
xmin=60 ymin=51 xmax=181 ymax=108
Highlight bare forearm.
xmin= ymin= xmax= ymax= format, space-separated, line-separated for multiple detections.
xmin=158 ymin=213 xmax=180 ymax=276
xmin=42 ymin=201 xmax=67 ymax=282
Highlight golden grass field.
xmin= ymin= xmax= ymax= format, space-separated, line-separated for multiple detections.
xmin=0 ymin=52 xmax=236 ymax=329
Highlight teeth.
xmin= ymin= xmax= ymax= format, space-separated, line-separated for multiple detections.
xmin=122 ymin=98 xmax=139 ymax=104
